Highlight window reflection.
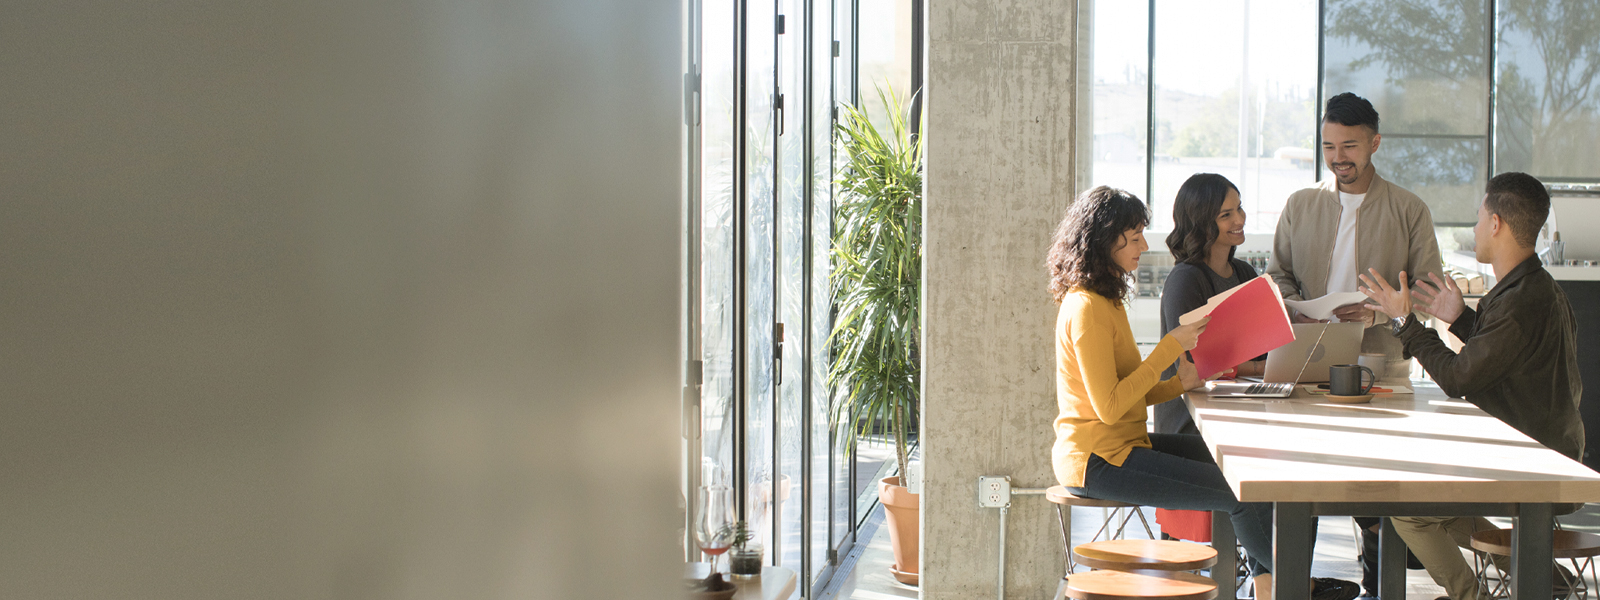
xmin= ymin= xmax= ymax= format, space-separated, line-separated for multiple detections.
xmin=1325 ymin=0 xmax=1489 ymax=133
xmin=1082 ymin=0 xmax=1600 ymax=230
xmin=1494 ymin=0 xmax=1600 ymax=179
xmin=1324 ymin=0 xmax=1489 ymax=224
xmin=1380 ymin=137 xmax=1487 ymax=224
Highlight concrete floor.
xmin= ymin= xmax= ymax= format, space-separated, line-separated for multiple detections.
xmin=816 ymin=504 xmax=917 ymax=600
xmin=815 ymin=503 xmax=1600 ymax=600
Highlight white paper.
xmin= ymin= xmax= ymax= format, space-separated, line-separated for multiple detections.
xmin=1284 ymin=291 xmax=1370 ymax=321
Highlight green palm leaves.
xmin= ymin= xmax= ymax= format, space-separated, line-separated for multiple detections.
xmin=828 ymin=87 xmax=922 ymax=484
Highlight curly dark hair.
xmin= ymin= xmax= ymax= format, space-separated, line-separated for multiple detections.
xmin=1047 ymin=186 xmax=1150 ymax=305
xmin=1166 ymin=173 xmax=1240 ymax=266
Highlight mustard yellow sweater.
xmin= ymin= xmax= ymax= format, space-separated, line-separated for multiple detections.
xmin=1052 ymin=289 xmax=1187 ymax=488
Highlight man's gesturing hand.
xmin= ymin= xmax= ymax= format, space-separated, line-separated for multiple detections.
xmin=1411 ymin=272 xmax=1466 ymax=325
xmin=1358 ymin=268 xmax=1412 ymax=320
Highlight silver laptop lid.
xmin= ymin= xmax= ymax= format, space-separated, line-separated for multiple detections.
xmin=1262 ymin=322 xmax=1364 ymax=383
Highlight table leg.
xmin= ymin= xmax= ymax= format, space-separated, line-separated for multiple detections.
xmin=1513 ymin=502 xmax=1554 ymax=600
xmin=1378 ymin=517 xmax=1406 ymax=600
xmin=1213 ymin=509 xmax=1238 ymax=600
xmin=1274 ymin=502 xmax=1314 ymax=600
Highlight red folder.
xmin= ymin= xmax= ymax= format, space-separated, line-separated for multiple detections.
xmin=1178 ymin=275 xmax=1295 ymax=377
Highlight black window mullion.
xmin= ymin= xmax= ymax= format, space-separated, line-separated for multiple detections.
xmin=1145 ymin=0 xmax=1157 ymax=205
xmin=1486 ymin=0 xmax=1498 ymax=178
xmin=800 ymin=0 xmax=815 ymax=591
xmin=733 ymin=0 xmax=749 ymax=525
xmin=1315 ymin=0 xmax=1325 ymax=182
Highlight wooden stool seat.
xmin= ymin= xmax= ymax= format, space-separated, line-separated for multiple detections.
xmin=1073 ymin=539 xmax=1219 ymax=572
xmin=1470 ymin=527 xmax=1600 ymax=600
xmin=1470 ymin=528 xmax=1600 ymax=559
xmin=1065 ymin=569 xmax=1218 ymax=600
xmin=1047 ymin=485 xmax=1140 ymax=508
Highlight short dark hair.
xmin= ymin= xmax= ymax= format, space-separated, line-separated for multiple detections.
xmin=1166 ymin=173 xmax=1240 ymax=266
xmin=1483 ymin=172 xmax=1550 ymax=248
xmin=1323 ymin=92 xmax=1380 ymax=134
xmin=1048 ymin=186 xmax=1150 ymax=306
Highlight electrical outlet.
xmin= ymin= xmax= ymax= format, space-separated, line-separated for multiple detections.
xmin=977 ymin=476 xmax=1011 ymax=508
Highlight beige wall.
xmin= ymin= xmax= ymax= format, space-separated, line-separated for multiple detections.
xmin=0 ymin=2 xmax=684 ymax=599
xmin=923 ymin=0 xmax=1079 ymax=598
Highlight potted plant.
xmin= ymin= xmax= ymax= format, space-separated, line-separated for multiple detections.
xmin=726 ymin=521 xmax=762 ymax=577
xmin=828 ymin=86 xmax=922 ymax=586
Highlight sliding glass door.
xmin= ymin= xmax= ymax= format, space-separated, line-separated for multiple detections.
xmin=687 ymin=0 xmax=858 ymax=595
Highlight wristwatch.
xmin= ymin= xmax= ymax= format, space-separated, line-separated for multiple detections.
xmin=1390 ymin=314 xmax=1409 ymax=335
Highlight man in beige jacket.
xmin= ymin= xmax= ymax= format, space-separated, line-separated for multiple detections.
xmin=1268 ymin=92 xmax=1443 ymax=375
xmin=1268 ymin=92 xmax=1445 ymax=600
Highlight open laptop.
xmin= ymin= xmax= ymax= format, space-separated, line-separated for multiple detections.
xmin=1262 ymin=322 xmax=1364 ymax=383
xmin=1204 ymin=322 xmax=1362 ymax=398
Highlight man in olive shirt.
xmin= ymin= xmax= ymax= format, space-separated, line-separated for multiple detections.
xmin=1360 ymin=172 xmax=1583 ymax=600
xmin=1268 ymin=93 xmax=1444 ymax=376
xmin=1271 ymin=93 xmax=1445 ymax=598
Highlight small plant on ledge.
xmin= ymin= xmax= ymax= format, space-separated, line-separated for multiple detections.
xmin=727 ymin=521 xmax=762 ymax=577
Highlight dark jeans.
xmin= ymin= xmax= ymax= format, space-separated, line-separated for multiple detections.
xmin=1067 ymin=433 xmax=1273 ymax=576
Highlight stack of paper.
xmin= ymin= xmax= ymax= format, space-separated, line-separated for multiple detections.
xmin=1284 ymin=291 xmax=1370 ymax=321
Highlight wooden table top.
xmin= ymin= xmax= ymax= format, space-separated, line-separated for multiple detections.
xmin=1184 ymin=380 xmax=1600 ymax=504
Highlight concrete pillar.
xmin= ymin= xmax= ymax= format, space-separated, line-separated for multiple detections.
xmin=923 ymin=0 xmax=1079 ymax=598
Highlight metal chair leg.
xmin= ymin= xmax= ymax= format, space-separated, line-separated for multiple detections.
xmin=1107 ymin=508 xmax=1158 ymax=544
xmin=1058 ymin=504 xmax=1076 ymax=574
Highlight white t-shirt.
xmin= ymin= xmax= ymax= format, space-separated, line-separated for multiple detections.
xmin=1326 ymin=191 xmax=1366 ymax=295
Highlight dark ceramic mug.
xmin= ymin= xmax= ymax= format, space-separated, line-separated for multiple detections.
xmin=1329 ymin=364 xmax=1376 ymax=396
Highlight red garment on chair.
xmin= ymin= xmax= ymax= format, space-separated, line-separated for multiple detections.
xmin=1155 ymin=508 xmax=1212 ymax=543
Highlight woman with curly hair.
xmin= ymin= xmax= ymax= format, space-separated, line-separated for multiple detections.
xmin=1048 ymin=186 xmax=1277 ymax=599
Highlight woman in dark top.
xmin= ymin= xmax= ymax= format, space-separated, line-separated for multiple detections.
xmin=1156 ymin=173 xmax=1266 ymax=435
xmin=1152 ymin=174 xmax=1366 ymax=600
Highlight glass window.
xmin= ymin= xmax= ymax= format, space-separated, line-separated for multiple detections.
xmin=1379 ymin=136 xmax=1487 ymax=224
xmin=810 ymin=0 xmax=839 ymax=584
xmin=700 ymin=0 xmax=737 ymax=493
xmin=1079 ymin=0 xmax=1149 ymax=200
xmin=1493 ymin=0 xmax=1600 ymax=180
xmin=856 ymin=0 xmax=913 ymax=126
xmin=684 ymin=0 xmax=940 ymax=590
xmin=745 ymin=0 xmax=778 ymax=553
xmin=829 ymin=0 xmax=856 ymax=561
xmin=1078 ymin=0 xmax=1316 ymax=231
xmin=1324 ymin=0 xmax=1490 ymax=224
xmin=1151 ymin=0 xmax=1317 ymax=232
xmin=690 ymin=0 xmax=863 ymax=590
xmin=776 ymin=0 xmax=807 ymax=573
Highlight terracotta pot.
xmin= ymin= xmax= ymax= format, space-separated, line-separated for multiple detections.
xmin=879 ymin=476 xmax=920 ymax=586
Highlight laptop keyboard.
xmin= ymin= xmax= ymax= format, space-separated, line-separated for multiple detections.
xmin=1244 ymin=382 xmax=1293 ymax=395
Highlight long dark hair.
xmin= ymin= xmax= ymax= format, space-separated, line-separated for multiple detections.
xmin=1166 ymin=173 xmax=1240 ymax=266
xmin=1048 ymin=186 xmax=1150 ymax=306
